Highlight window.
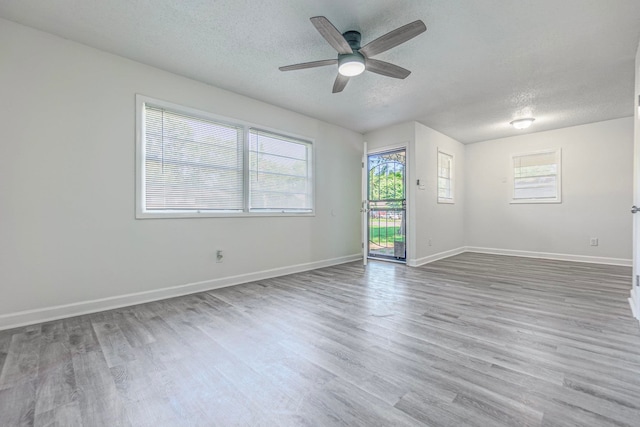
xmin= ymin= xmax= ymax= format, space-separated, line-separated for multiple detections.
xmin=437 ymin=150 xmax=454 ymax=203
xmin=136 ymin=95 xmax=314 ymax=217
xmin=511 ymin=149 xmax=561 ymax=203
xmin=249 ymin=129 xmax=313 ymax=212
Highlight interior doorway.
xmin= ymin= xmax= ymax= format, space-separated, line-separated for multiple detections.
xmin=367 ymin=148 xmax=406 ymax=262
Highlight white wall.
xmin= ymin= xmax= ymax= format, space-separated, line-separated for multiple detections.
xmin=365 ymin=122 xmax=416 ymax=151
xmin=0 ymin=19 xmax=363 ymax=326
xmin=364 ymin=122 xmax=466 ymax=265
xmin=413 ymin=122 xmax=466 ymax=264
xmin=465 ymin=118 xmax=633 ymax=263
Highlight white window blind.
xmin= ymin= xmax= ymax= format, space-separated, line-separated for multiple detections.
xmin=512 ymin=149 xmax=561 ymax=203
xmin=249 ymin=129 xmax=313 ymax=212
xmin=437 ymin=150 xmax=454 ymax=203
xmin=143 ymin=105 xmax=243 ymax=212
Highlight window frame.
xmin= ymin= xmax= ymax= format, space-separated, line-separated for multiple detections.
xmin=135 ymin=95 xmax=315 ymax=218
xmin=510 ymin=148 xmax=562 ymax=204
xmin=437 ymin=149 xmax=455 ymax=204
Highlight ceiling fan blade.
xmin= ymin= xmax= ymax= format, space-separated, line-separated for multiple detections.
xmin=310 ymin=16 xmax=353 ymax=55
xmin=360 ymin=20 xmax=426 ymax=58
xmin=279 ymin=59 xmax=337 ymax=71
xmin=332 ymin=74 xmax=350 ymax=93
xmin=366 ymin=59 xmax=411 ymax=79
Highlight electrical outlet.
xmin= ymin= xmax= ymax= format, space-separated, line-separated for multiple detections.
xmin=216 ymin=250 xmax=224 ymax=263
xmin=589 ymin=238 xmax=598 ymax=247
xmin=428 ymin=239 xmax=432 ymax=246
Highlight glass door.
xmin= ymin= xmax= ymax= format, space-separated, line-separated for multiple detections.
xmin=367 ymin=149 xmax=406 ymax=261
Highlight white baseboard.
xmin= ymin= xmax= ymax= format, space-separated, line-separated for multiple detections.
xmin=464 ymin=246 xmax=632 ymax=267
xmin=407 ymin=247 xmax=466 ymax=267
xmin=1 ymin=246 xmax=632 ymax=331
xmin=0 ymin=253 xmax=362 ymax=331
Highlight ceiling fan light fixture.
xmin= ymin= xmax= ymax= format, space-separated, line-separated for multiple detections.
xmin=338 ymin=53 xmax=365 ymax=77
xmin=510 ymin=118 xmax=535 ymax=130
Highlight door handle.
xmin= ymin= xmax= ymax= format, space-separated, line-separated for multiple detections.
xmin=632 ymin=206 xmax=640 ymax=214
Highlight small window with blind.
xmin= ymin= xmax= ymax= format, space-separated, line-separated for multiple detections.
xmin=136 ymin=95 xmax=314 ymax=217
xmin=437 ymin=150 xmax=454 ymax=203
xmin=511 ymin=149 xmax=561 ymax=203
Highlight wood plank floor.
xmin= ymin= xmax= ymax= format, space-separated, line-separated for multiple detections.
xmin=1 ymin=253 xmax=640 ymax=426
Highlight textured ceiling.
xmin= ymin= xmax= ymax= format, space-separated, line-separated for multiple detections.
xmin=1 ymin=0 xmax=639 ymax=143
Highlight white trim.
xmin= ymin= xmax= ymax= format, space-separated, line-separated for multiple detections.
xmin=465 ymin=246 xmax=632 ymax=267
xmin=408 ymin=246 xmax=631 ymax=267
xmin=136 ymin=211 xmax=315 ymax=219
xmin=509 ymin=199 xmax=562 ymax=204
xmin=367 ymin=142 xmax=408 ymax=156
xmin=0 ymin=254 xmax=361 ymax=331
xmin=408 ymin=247 xmax=466 ymax=267
xmin=362 ymin=141 xmax=368 ymax=266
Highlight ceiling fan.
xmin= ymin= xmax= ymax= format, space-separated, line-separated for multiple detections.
xmin=279 ymin=16 xmax=427 ymax=93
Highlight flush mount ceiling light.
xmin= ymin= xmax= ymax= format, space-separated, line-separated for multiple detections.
xmin=510 ymin=118 xmax=535 ymax=130
xmin=338 ymin=53 xmax=366 ymax=77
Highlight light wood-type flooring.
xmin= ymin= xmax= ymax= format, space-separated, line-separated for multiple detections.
xmin=1 ymin=253 xmax=640 ymax=426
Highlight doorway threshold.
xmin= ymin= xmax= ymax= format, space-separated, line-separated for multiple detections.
xmin=367 ymin=256 xmax=406 ymax=264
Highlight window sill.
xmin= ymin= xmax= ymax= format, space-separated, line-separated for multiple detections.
xmin=136 ymin=211 xmax=315 ymax=219
xmin=510 ymin=199 xmax=561 ymax=204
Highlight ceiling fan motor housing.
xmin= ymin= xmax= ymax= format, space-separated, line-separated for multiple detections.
xmin=342 ymin=31 xmax=362 ymax=51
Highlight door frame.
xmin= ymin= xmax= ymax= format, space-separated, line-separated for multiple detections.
xmin=631 ymin=87 xmax=640 ymax=321
xmin=631 ymin=52 xmax=640 ymax=322
xmin=361 ymin=142 xmax=368 ymax=266
xmin=363 ymin=142 xmax=410 ymax=264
